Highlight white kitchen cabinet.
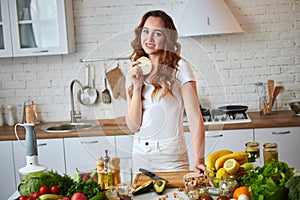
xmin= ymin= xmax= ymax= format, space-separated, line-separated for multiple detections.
xmin=0 ymin=140 xmax=16 ymax=200
xmin=0 ymin=0 xmax=74 ymax=57
xmin=254 ymin=127 xmax=300 ymax=169
xmin=13 ymin=138 xmax=65 ymax=186
xmin=185 ymin=129 xmax=254 ymax=170
xmin=115 ymin=134 xmax=133 ymax=158
xmin=0 ymin=0 xmax=13 ymax=57
xmin=64 ymin=136 xmax=117 ymax=176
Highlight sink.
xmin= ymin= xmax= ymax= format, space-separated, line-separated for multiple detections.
xmin=40 ymin=121 xmax=99 ymax=133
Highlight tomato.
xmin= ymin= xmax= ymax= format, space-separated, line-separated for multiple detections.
xmin=19 ymin=195 xmax=27 ymax=200
xmin=31 ymin=192 xmax=40 ymax=200
xmin=50 ymin=185 xmax=60 ymax=194
xmin=39 ymin=185 xmax=49 ymax=195
xmin=71 ymin=192 xmax=87 ymax=200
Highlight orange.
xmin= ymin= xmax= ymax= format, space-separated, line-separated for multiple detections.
xmin=233 ymin=186 xmax=250 ymax=199
xmin=224 ymin=158 xmax=240 ymax=174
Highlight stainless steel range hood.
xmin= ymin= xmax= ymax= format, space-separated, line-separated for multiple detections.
xmin=176 ymin=0 xmax=244 ymax=36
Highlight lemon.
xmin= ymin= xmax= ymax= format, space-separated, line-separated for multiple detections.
xmin=216 ymin=168 xmax=229 ymax=179
xmin=224 ymin=158 xmax=240 ymax=174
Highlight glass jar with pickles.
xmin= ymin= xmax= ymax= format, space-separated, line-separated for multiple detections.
xmin=245 ymin=141 xmax=261 ymax=166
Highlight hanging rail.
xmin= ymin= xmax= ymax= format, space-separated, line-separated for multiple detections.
xmin=79 ymin=57 xmax=130 ymax=63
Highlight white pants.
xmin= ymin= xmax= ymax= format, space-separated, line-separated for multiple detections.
xmin=132 ymin=135 xmax=190 ymax=173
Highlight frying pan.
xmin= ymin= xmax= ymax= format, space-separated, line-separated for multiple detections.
xmin=77 ymin=64 xmax=98 ymax=105
xmin=217 ymin=105 xmax=248 ymax=119
xmin=218 ymin=105 xmax=248 ymax=113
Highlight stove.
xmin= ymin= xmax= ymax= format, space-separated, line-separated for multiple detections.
xmin=202 ymin=108 xmax=251 ymax=125
xmin=183 ymin=106 xmax=252 ymax=125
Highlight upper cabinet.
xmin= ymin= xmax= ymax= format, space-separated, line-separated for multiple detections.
xmin=0 ymin=0 xmax=13 ymax=57
xmin=0 ymin=0 xmax=75 ymax=58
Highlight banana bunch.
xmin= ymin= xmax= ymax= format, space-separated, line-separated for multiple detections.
xmin=206 ymin=149 xmax=248 ymax=173
xmin=215 ymin=151 xmax=248 ymax=170
xmin=205 ymin=149 xmax=233 ymax=172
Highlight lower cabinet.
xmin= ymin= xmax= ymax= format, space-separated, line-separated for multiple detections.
xmin=0 ymin=141 xmax=16 ymax=200
xmin=64 ymin=136 xmax=116 ymax=176
xmin=13 ymin=138 xmax=65 ymax=186
xmin=115 ymin=135 xmax=134 ymax=184
xmin=254 ymin=127 xmax=300 ymax=169
xmin=185 ymin=129 xmax=254 ymax=170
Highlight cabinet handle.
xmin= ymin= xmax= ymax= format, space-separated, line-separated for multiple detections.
xmin=206 ymin=134 xmax=223 ymax=138
xmin=81 ymin=141 xmax=98 ymax=144
xmin=272 ymin=131 xmax=291 ymax=135
xmin=33 ymin=50 xmax=49 ymax=53
xmin=37 ymin=143 xmax=47 ymax=146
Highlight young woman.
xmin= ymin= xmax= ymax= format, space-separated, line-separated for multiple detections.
xmin=126 ymin=10 xmax=205 ymax=174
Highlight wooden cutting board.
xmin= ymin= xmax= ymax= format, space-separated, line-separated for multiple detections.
xmin=132 ymin=171 xmax=193 ymax=189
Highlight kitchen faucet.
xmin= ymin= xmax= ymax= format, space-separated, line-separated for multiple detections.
xmin=70 ymin=79 xmax=84 ymax=123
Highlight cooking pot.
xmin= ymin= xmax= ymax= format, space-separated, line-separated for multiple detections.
xmin=289 ymin=101 xmax=300 ymax=116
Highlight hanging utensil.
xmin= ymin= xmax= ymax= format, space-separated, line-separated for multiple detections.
xmin=78 ymin=63 xmax=98 ymax=105
xmin=91 ymin=64 xmax=99 ymax=101
xmin=102 ymin=77 xmax=111 ymax=104
xmin=101 ymin=64 xmax=111 ymax=104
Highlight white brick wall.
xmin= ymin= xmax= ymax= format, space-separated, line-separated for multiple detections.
xmin=0 ymin=0 xmax=299 ymax=124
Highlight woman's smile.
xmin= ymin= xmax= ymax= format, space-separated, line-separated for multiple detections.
xmin=145 ymin=42 xmax=155 ymax=49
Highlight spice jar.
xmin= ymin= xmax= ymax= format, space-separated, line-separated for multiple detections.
xmin=263 ymin=143 xmax=278 ymax=164
xmin=245 ymin=142 xmax=260 ymax=166
xmin=219 ymin=175 xmax=238 ymax=198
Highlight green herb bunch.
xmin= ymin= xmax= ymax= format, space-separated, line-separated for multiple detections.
xmin=239 ymin=160 xmax=294 ymax=200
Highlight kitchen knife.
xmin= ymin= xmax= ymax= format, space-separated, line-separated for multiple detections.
xmin=139 ymin=168 xmax=169 ymax=183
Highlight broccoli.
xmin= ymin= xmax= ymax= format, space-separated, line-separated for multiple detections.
xmin=285 ymin=175 xmax=300 ymax=200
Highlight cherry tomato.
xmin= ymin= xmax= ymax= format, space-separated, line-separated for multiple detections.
xmin=31 ymin=192 xmax=40 ymax=200
xmin=50 ymin=185 xmax=60 ymax=194
xmin=39 ymin=185 xmax=49 ymax=195
xmin=19 ymin=196 xmax=27 ymax=200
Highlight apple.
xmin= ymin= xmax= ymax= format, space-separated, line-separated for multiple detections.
xmin=71 ymin=192 xmax=87 ymax=200
xmin=242 ymin=163 xmax=254 ymax=171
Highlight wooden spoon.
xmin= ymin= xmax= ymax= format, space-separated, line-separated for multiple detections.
xmin=271 ymin=86 xmax=284 ymax=110
xmin=268 ymin=80 xmax=274 ymax=110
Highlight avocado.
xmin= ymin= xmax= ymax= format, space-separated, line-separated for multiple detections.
xmin=153 ymin=180 xmax=167 ymax=195
xmin=132 ymin=180 xmax=153 ymax=196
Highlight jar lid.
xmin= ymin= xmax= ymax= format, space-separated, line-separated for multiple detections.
xmin=264 ymin=142 xmax=278 ymax=148
xmin=245 ymin=141 xmax=260 ymax=147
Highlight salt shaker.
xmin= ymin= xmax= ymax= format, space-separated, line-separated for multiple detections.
xmin=7 ymin=104 xmax=15 ymax=126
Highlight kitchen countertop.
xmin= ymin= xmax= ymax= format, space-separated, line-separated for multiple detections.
xmin=0 ymin=110 xmax=299 ymax=141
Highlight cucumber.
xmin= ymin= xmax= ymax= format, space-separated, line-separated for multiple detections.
xmin=38 ymin=194 xmax=63 ymax=200
xmin=90 ymin=193 xmax=108 ymax=200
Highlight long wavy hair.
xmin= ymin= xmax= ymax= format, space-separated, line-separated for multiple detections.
xmin=129 ymin=10 xmax=182 ymax=100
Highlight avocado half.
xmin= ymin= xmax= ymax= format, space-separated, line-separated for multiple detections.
xmin=132 ymin=180 xmax=153 ymax=196
xmin=154 ymin=180 xmax=167 ymax=195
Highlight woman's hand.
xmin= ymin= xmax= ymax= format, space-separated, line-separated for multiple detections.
xmin=128 ymin=61 xmax=144 ymax=89
xmin=194 ymin=163 xmax=206 ymax=175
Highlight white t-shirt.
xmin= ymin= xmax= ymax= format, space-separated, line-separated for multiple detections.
xmin=127 ymin=59 xmax=195 ymax=140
